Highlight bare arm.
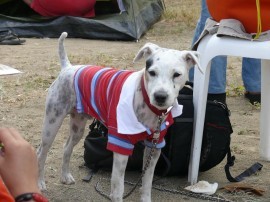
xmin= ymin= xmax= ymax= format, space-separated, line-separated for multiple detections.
xmin=0 ymin=128 xmax=40 ymax=198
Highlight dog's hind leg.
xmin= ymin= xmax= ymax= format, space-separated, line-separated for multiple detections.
xmin=60 ymin=110 xmax=87 ymax=184
xmin=110 ymin=152 xmax=129 ymax=202
xmin=141 ymin=147 xmax=161 ymax=202
xmin=37 ymin=102 xmax=68 ymax=191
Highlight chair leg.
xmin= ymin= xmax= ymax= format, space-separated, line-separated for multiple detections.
xmin=188 ymin=62 xmax=211 ymax=184
xmin=260 ymin=59 xmax=270 ymax=161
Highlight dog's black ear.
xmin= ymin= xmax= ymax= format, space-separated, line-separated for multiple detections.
xmin=133 ymin=43 xmax=160 ymax=63
xmin=182 ymin=51 xmax=203 ymax=74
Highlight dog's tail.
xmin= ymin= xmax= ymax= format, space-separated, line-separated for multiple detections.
xmin=58 ymin=32 xmax=72 ymax=69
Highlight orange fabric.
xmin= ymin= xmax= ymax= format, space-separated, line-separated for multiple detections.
xmin=0 ymin=179 xmax=14 ymax=202
xmin=207 ymin=0 xmax=270 ymax=33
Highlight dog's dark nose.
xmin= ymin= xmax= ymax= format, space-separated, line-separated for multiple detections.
xmin=154 ymin=91 xmax=168 ymax=104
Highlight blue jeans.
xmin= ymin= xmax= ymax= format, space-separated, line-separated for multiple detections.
xmin=189 ymin=0 xmax=261 ymax=93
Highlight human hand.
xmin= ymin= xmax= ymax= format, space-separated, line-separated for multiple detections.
xmin=0 ymin=128 xmax=40 ymax=198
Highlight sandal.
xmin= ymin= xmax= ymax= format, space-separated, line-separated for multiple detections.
xmin=244 ymin=91 xmax=261 ymax=105
xmin=0 ymin=30 xmax=26 ymax=45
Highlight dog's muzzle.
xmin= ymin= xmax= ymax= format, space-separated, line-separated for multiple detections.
xmin=154 ymin=91 xmax=168 ymax=106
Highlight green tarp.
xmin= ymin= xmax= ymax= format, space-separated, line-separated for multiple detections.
xmin=0 ymin=0 xmax=164 ymax=40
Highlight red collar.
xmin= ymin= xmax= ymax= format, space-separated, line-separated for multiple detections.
xmin=141 ymin=77 xmax=167 ymax=116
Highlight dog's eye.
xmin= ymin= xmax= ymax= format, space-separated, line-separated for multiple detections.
xmin=148 ymin=71 xmax=156 ymax=77
xmin=173 ymin=72 xmax=181 ymax=78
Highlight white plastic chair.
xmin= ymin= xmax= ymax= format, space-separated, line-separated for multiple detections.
xmin=188 ymin=33 xmax=270 ymax=185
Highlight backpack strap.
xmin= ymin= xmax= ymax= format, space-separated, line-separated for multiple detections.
xmin=224 ymin=148 xmax=263 ymax=182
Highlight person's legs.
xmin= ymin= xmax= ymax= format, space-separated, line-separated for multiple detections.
xmin=191 ymin=0 xmax=209 ymax=46
xmin=189 ymin=0 xmax=227 ymax=102
xmin=242 ymin=58 xmax=261 ymax=92
xmin=242 ymin=58 xmax=261 ymax=104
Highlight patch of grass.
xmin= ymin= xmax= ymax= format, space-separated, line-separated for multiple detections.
xmin=146 ymin=23 xmax=186 ymax=38
xmin=163 ymin=0 xmax=199 ymax=27
xmin=68 ymin=52 xmax=134 ymax=69
xmin=68 ymin=53 xmax=115 ymax=66
xmin=238 ymin=130 xmax=245 ymax=135
xmin=48 ymin=61 xmax=60 ymax=74
xmin=250 ymin=101 xmax=261 ymax=110
xmin=227 ymin=84 xmax=245 ymax=97
xmin=25 ymin=76 xmax=53 ymax=90
xmin=68 ymin=54 xmax=91 ymax=65
xmin=231 ymin=145 xmax=244 ymax=154
xmin=95 ymin=53 xmax=114 ymax=66
xmin=163 ymin=7 xmax=198 ymax=27
xmin=147 ymin=0 xmax=199 ymax=38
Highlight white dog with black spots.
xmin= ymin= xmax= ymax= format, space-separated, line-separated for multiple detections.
xmin=37 ymin=32 xmax=202 ymax=202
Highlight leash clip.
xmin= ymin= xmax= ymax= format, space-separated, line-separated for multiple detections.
xmin=152 ymin=131 xmax=160 ymax=142
xmin=151 ymin=105 xmax=173 ymax=147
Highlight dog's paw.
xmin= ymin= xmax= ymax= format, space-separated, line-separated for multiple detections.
xmin=60 ymin=173 xmax=75 ymax=184
xmin=140 ymin=197 xmax=151 ymax=202
xmin=110 ymin=195 xmax=123 ymax=202
xmin=140 ymin=187 xmax=151 ymax=202
xmin=38 ymin=180 xmax=47 ymax=192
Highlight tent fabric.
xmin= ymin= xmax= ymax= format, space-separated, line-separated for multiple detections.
xmin=0 ymin=0 xmax=164 ymax=41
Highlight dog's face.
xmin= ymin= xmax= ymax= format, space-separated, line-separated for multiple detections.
xmin=134 ymin=43 xmax=202 ymax=110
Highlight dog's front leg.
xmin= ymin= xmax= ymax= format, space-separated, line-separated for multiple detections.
xmin=110 ymin=152 xmax=128 ymax=202
xmin=141 ymin=147 xmax=161 ymax=202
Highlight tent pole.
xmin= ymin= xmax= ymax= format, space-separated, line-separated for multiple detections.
xmin=130 ymin=0 xmax=139 ymax=41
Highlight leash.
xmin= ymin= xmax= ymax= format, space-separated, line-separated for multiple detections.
xmin=95 ymin=76 xmax=175 ymax=200
xmin=95 ymin=177 xmax=233 ymax=202
xmin=95 ymin=112 xmax=168 ymax=200
xmin=93 ymin=99 xmax=232 ymax=201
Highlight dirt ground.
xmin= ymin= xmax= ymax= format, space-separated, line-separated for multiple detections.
xmin=1 ymin=3 xmax=270 ymax=202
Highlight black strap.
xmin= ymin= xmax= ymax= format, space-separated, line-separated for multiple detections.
xmin=159 ymin=152 xmax=171 ymax=177
xmin=224 ymin=148 xmax=263 ymax=182
xmin=89 ymin=118 xmax=98 ymax=131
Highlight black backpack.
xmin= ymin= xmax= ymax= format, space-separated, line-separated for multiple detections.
xmin=83 ymin=84 xmax=262 ymax=181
